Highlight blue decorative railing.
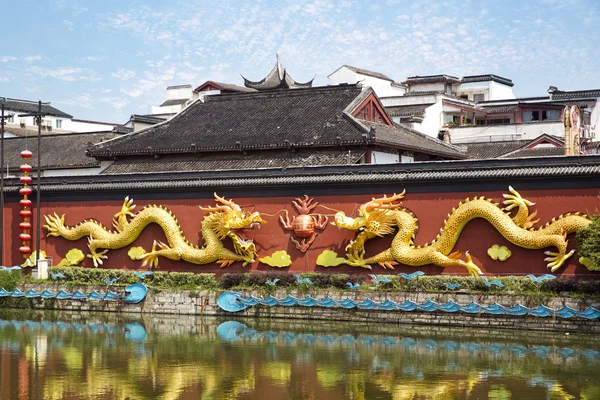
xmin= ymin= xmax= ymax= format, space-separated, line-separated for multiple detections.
xmin=0 ymin=283 xmax=148 ymax=304
xmin=217 ymin=291 xmax=600 ymax=319
xmin=216 ymin=321 xmax=600 ymax=362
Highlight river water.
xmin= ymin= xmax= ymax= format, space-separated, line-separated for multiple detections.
xmin=0 ymin=309 xmax=598 ymax=399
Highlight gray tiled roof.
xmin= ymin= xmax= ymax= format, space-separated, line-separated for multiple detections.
xmin=159 ymin=99 xmax=188 ymax=107
xmin=91 ymin=85 xmax=368 ymax=156
xmin=101 ymin=149 xmax=366 ymax=174
xmin=242 ymin=60 xmax=313 ymax=90
xmin=499 ymin=146 xmax=565 ymax=158
xmin=461 ymin=140 xmax=532 ymax=159
xmin=1 ymin=131 xmax=118 ymax=171
xmin=403 ymin=75 xmax=460 ymax=85
xmin=385 ymin=104 xmax=433 ymax=117
xmin=340 ymin=65 xmax=394 ymax=82
xmin=7 ymin=156 xmax=600 ymax=194
xmin=551 ymin=89 xmax=600 ymax=100
xmin=205 ymin=81 xmax=257 ymax=93
xmin=0 ymin=97 xmax=72 ymax=118
xmin=130 ymin=114 xmax=167 ymax=124
xmin=90 ymin=85 xmax=464 ymax=161
xmin=363 ymin=121 xmax=466 ymax=159
xmin=461 ymin=74 xmax=514 ymax=87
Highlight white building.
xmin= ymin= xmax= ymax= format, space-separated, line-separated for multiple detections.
xmin=0 ymin=97 xmax=117 ymax=136
xmin=328 ymin=65 xmax=406 ymax=98
xmin=328 ymin=67 xmax=597 ymax=151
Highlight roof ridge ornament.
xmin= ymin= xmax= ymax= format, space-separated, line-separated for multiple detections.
xmin=242 ymin=54 xmax=314 ymax=90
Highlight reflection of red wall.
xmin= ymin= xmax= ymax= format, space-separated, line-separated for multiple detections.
xmin=4 ymin=187 xmax=599 ymax=276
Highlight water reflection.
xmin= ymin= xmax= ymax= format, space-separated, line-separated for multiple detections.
xmin=0 ymin=309 xmax=599 ymax=399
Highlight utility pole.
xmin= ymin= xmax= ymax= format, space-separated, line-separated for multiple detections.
xmin=19 ymin=101 xmax=45 ymax=266
xmin=0 ymin=102 xmax=9 ymax=266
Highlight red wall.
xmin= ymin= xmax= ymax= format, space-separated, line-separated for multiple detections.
xmin=4 ymin=187 xmax=599 ymax=276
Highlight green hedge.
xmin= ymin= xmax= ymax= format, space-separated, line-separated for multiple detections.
xmin=17 ymin=267 xmax=596 ymax=298
xmin=0 ymin=266 xmax=597 ymax=297
xmin=0 ymin=270 xmax=23 ymax=291
xmin=577 ymin=216 xmax=600 ymax=271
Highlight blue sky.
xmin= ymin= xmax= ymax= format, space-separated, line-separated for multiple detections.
xmin=0 ymin=0 xmax=598 ymax=123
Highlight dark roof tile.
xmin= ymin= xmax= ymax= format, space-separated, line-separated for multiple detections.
xmin=0 ymin=97 xmax=72 ymax=118
xmin=461 ymin=74 xmax=514 ymax=87
xmin=101 ymin=149 xmax=366 ymax=174
xmin=92 ymin=85 xmax=367 ymax=156
xmin=338 ymin=65 xmax=394 ymax=82
xmin=363 ymin=121 xmax=466 ymax=159
xmin=385 ymin=104 xmax=433 ymax=117
xmin=2 ymin=131 xmax=118 ymax=171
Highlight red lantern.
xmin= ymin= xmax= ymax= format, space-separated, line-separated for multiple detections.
xmin=19 ymin=150 xmax=32 ymax=259
xmin=19 ymin=246 xmax=31 ymax=255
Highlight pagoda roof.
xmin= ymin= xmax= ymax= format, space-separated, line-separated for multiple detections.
xmin=88 ymin=84 xmax=465 ymax=162
xmin=242 ymin=54 xmax=313 ymax=90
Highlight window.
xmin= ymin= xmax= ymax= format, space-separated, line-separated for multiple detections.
xmin=473 ymin=93 xmax=485 ymax=103
xmin=56 ymin=119 xmax=62 ymax=129
xmin=523 ymin=109 xmax=560 ymax=122
xmin=544 ymin=110 xmax=560 ymax=120
xmin=6 ymin=114 xmax=13 ymax=123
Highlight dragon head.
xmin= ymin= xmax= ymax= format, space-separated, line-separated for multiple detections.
xmin=332 ymin=191 xmax=406 ymax=235
xmin=200 ymin=193 xmax=266 ymax=261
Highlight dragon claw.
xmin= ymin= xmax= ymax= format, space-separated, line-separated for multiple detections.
xmin=544 ymin=249 xmax=575 ymax=271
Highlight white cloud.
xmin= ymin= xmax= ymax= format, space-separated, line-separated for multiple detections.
xmin=59 ymin=93 xmax=95 ymax=109
xmin=27 ymin=66 xmax=100 ymax=82
xmin=80 ymin=55 xmax=107 ymax=62
xmin=112 ymin=69 xmax=136 ymax=80
xmin=63 ymin=20 xmax=75 ymax=31
xmin=0 ymin=56 xmax=17 ymax=63
xmin=25 ymin=55 xmax=42 ymax=62
xmin=0 ymin=77 xmax=8 ymax=82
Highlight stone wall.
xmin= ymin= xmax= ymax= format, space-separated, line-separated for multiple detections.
xmin=6 ymin=283 xmax=600 ymax=333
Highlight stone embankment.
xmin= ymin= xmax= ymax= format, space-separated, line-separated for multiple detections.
xmin=5 ymin=283 xmax=600 ymax=333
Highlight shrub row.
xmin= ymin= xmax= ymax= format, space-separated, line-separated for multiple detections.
xmin=3 ymin=267 xmax=599 ymax=296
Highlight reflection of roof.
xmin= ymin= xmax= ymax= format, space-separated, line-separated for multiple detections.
xmin=101 ymin=149 xmax=366 ymax=174
xmin=242 ymin=56 xmax=313 ymax=90
xmin=2 ymin=131 xmax=117 ymax=171
xmin=363 ymin=121 xmax=466 ymax=159
xmin=334 ymin=65 xmax=394 ymax=82
xmin=461 ymin=74 xmax=514 ymax=87
xmin=385 ymin=104 xmax=433 ymax=117
xmin=159 ymin=98 xmax=188 ymax=107
xmin=402 ymin=75 xmax=460 ymax=85
xmin=0 ymin=97 xmax=72 ymax=118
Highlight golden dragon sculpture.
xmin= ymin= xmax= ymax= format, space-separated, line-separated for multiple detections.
xmin=333 ymin=187 xmax=591 ymax=276
xmin=44 ymin=193 xmax=265 ymax=268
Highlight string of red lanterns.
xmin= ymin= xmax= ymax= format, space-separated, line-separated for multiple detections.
xmin=19 ymin=149 xmax=33 ymax=258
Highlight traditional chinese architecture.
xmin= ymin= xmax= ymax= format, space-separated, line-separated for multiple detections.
xmin=242 ymin=54 xmax=314 ymax=90
xmin=1 ymin=61 xmax=599 ymax=278
xmin=88 ymin=84 xmax=465 ymax=174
